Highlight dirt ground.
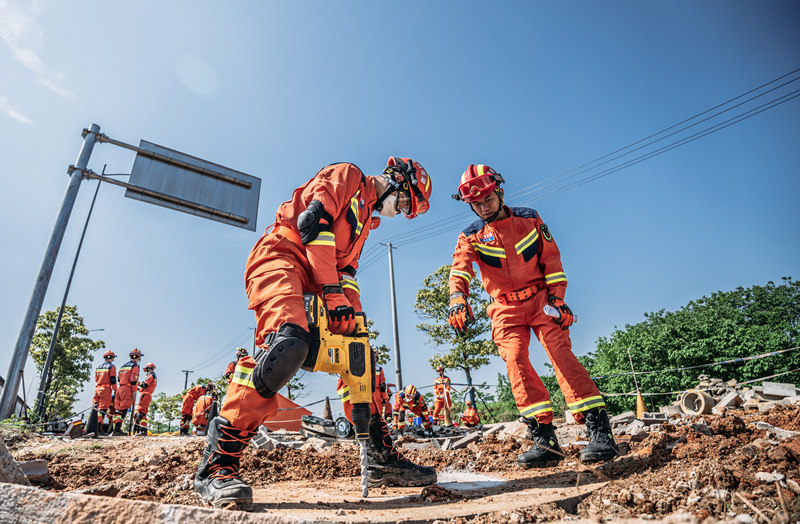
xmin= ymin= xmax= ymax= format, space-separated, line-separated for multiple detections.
xmin=5 ymin=405 xmax=800 ymax=522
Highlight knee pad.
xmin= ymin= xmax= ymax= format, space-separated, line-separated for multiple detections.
xmin=252 ymin=323 xmax=311 ymax=399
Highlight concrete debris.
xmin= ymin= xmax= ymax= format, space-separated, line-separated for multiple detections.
xmin=450 ymin=431 xmax=482 ymax=450
xmin=641 ymin=412 xmax=669 ymax=425
xmin=0 ymin=436 xmax=30 ymax=486
xmin=251 ymin=426 xmax=277 ymax=451
xmin=299 ymin=437 xmax=331 ymax=452
xmin=753 ymin=421 xmax=800 ymax=440
xmin=762 ymin=381 xmax=798 ymax=397
xmin=497 ymin=420 xmax=530 ymax=441
xmin=18 ymin=459 xmax=49 ymax=483
xmin=609 ymin=411 xmax=636 ymax=428
xmin=144 ymin=447 xmax=169 ymax=466
xmin=754 ymin=471 xmax=785 ymax=483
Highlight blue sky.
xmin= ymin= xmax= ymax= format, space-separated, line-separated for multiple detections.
xmin=1 ymin=1 xmax=798 ymax=419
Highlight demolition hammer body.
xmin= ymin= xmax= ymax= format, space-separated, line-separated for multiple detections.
xmin=301 ymin=293 xmax=375 ymax=439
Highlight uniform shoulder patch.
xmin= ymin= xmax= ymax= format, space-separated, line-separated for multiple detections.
xmin=541 ymin=223 xmax=553 ymax=242
xmin=509 ymin=207 xmax=538 ymax=219
xmin=462 ymin=218 xmax=487 ymax=236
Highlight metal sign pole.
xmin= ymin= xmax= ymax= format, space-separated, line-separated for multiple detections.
xmin=0 ymin=124 xmax=100 ymax=420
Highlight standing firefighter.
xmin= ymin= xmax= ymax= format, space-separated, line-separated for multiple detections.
xmin=112 ymin=348 xmax=141 ymax=436
xmin=92 ymin=350 xmax=118 ymax=433
xmin=181 ymin=382 xmax=213 ymax=435
xmin=432 ymin=365 xmax=452 ymax=426
xmin=194 ymin=157 xmax=436 ymax=510
xmin=392 ymin=385 xmax=433 ymax=435
xmin=448 ymin=164 xmax=618 ymax=468
xmin=224 ymin=347 xmax=249 ymax=383
xmin=134 ymin=362 xmax=157 ymax=435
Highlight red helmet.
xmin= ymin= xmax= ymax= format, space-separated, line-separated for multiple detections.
xmin=103 ymin=350 xmax=116 ymax=359
xmin=436 ymin=365 xmax=444 ymax=373
xmin=144 ymin=362 xmax=156 ymax=371
xmin=206 ymin=381 xmax=215 ymax=391
xmin=236 ymin=347 xmax=248 ymax=357
xmin=455 ymin=164 xmax=504 ymax=203
xmin=383 ymin=157 xmax=432 ymax=219
xmin=129 ymin=348 xmax=142 ymax=359
xmin=404 ymin=384 xmax=417 ymax=397
xmin=466 ymin=400 xmax=472 ymax=406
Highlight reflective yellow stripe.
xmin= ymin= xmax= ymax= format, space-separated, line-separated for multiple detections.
xmin=520 ymin=401 xmax=552 ymax=418
xmin=568 ymin=395 xmax=605 ymax=413
xmin=471 ymin=243 xmax=507 ymax=258
xmin=231 ymin=364 xmax=256 ymax=389
xmin=307 ymin=231 xmax=335 ymax=247
xmin=514 ymin=228 xmax=539 ymax=254
xmin=450 ymin=269 xmax=472 ymax=283
xmin=340 ymin=274 xmax=360 ymax=295
xmin=476 ymin=165 xmax=486 ymax=177
xmin=349 ymin=190 xmax=364 ymax=236
xmin=545 ymin=272 xmax=567 ymax=284
xmin=337 ymin=385 xmax=350 ymax=402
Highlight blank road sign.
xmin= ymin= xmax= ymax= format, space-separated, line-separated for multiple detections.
xmin=126 ymin=140 xmax=260 ymax=231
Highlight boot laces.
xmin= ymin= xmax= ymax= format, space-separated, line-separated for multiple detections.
xmin=380 ymin=423 xmax=405 ymax=462
xmin=209 ymin=426 xmax=254 ymax=480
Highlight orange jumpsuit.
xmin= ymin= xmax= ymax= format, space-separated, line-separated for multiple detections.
xmin=182 ymin=385 xmax=207 ymax=417
xmin=92 ymin=361 xmax=117 ymax=411
xmin=432 ymin=375 xmax=452 ymax=424
xmin=449 ymin=206 xmax=605 ymax=425
xmin=392 ymin=391 xmax=432 ymax=429
xmin=224 ymin=360 xmax=237 ymax=382
xmin=113 ymin=360 xmax=139 ymax=424
xmin=461 ymin=405 xmax=480 ymax=427
xmin=192 ymin=394 xmax=217 ymax=428
xmin=136 ymin=371 xmax=157 ymax=430
xmin=223 ymin=163 xmax=383 ymax=432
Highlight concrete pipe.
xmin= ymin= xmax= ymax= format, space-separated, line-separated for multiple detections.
xmin=680 ymin=389 xmax=716 ymax=415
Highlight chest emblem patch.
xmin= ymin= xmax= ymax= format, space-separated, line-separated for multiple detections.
xmin=479 ymin=233 xmax=495 ymax=242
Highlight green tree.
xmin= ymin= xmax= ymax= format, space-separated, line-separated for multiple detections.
xmin=149 ymin=392 xmax=182 ymax=432
xmin=415 ymin=265 xmax=497 ymax=399
xmin=587 ymin=277 xmax=800 ymax=413
xmin=30 ymin=305 xmax=105 ymax=421
xmin=366 ymin=319 xmax=391 ymax=366
xmin=285 ymin=372 xmax=308 ymax=401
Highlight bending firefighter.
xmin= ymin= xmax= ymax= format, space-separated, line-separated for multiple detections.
xmin=448 ymin=164 xmax=618 ymax=468
xmin=134 ymin=363 xmax=157 ymax=435
xmin=181 ymin=382 xmax=214 ymax=435
xmin=194 ymin=157 xmax=436 ymax=510
xmin=392 ymin=385 xmax=433 ymax=435
xmin=112 ymin=348 xmax=142 ymax=436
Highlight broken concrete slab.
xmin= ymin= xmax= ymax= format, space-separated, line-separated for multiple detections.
xmin=0 ymin=482 xmax=303 ymax=523
xmin=18 ymin=460 xmax=49 ymax=483
xmin=497 ymin=420 xmax=529 ymax=440
xmin=757 ymin=401 xmax=778 ymax=412
xmin=610 ymin=411 xmax=635 ymax=427
xmin=641 ymin=412 xmax=669 ymax=426
xmin=625 ymin=420 xmax=646 ymax=436
xmin=564 ymin=409 xmax=575 ymax=425
xmin=481 ymin=423 xmax=505 ymax=436
xmin=780 ymin=395 xmax=800 ymax=406
xmin=659 ymin=404 xmax=683 ymax=416
xmin=716 ymin=391 xmax=744 ymax=409
xmin=754 ymin=421 xmax=800 ymax=440
xmin=0 ymin=436 xmax=30 ymax=486
xmin=299 ymin=437 xmax=331 ymax=452
xmin=450 ymin=432 xmax=482 ymax=450
xmin=762 ymin=382 xmax=798 ymax=398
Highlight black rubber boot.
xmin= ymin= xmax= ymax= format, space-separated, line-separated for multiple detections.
xmin=180 ymin=415 xmax=191 ymax=436
xmin=366 ymin=414 xmax=437 ymax=487
xmin=194 ymin=416 xmax=257 ymax=510
xmin=580 ymin=407 xmax=619 ymax=463
xmin=111 ymin=420 xmax=127 ymax=437
xmin=517 ymin=418 xmax=563 ymax=469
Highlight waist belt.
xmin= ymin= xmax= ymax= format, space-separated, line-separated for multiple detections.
xmin=496 ymin=282 xmax=543 ymax=305
xmin=271 ymin=224 xmax=302 ymax=245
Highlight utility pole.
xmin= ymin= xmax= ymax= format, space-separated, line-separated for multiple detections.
xmin=382 ymin=242 xmax=403 ymax=393
xmin=0 ymin=124 xmax=101 ymax=420
xmin=182 ymin=369 xmax=194 ymax=390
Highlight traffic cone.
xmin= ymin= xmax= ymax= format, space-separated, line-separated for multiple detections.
xmin=636 ymin=390 xmax=647 ymax=419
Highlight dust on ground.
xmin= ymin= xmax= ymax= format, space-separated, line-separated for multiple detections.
xmin=5 ymin=405 xmax=800 ymax=522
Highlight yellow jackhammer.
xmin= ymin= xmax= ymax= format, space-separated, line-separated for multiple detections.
xmin=301 ymin=293 xmax=375 ymax=497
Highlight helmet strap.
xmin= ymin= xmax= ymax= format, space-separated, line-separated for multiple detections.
xmin=467 ymin=189 xmax=505 ymax=223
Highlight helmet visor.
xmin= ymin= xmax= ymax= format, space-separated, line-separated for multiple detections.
xmin=458 ymin=174 xmax=497 ymax=202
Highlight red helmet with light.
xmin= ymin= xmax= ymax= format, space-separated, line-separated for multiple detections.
xmin=382 ymin=157 xmax=432 ymax=219
xmin=455 ymin=164 xmax=504 ymax=203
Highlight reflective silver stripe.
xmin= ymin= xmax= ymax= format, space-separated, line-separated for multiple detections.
xmin=545 ymin=272 xmax=566 ymax=284
xmin=520 ymin=401 xmax=552 ymax=418
xmin=349 ymin=190 xmax=364 ymax=236
xmin=307 ymin=231 xmax=335 ymax=247
xmin=568 ymin=396 xmax=605 ymax=413
xmin=471 ymin=243 xmax=507 ymax=257
xmin=340 ymin=274 xmax=360 ymax=295
xmin=514 ymin=228 xmax=539 ymax=254
xmin=231 ymin=364 xmax=256 ymax=389
xmin=450 ymin=269 xmax=472 ymax=283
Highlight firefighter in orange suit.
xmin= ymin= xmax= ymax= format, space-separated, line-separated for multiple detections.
xmin=448 ymin=164 xmax=618 ymax=468
xmin=382 ymin=385 xmax=394 ymax=421
xmin=460 ymin=400 xmax=480 ymax=428
xmin=192 ymin=391 xmax=218 ymax=434
xmin=432 ymin=365 xmax=452 ymax=426
xmin=112 ymin=348 xmax=141 ymax=435
xmin=195 ymin=158 xmax=435 ymax=510
xmin=224 ymin=347 xmax=249 ymax=383
xmin=92 ymin=350 xmax=118 ymax=431
xmin=134 ymin=362 xmax=157 ymax=435
xmin=392 ymin=385 xmax=433 ymax=434
xmin=181 ymin=382 xmax=213 ymax=435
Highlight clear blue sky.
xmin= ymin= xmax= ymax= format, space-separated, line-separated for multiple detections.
xmin=1 ymin=1 xmax=798 ymax=419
